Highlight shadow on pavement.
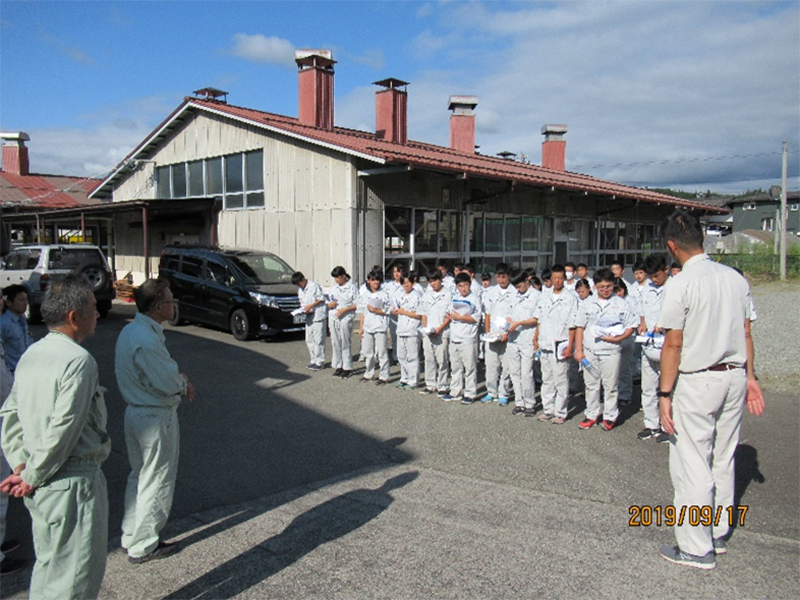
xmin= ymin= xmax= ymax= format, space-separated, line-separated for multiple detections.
xmin=163 ymin=471 xmax=419 ymax=599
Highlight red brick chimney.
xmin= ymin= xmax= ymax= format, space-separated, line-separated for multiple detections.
xmin=1 ymin=132 xmax=30 ymax=176
xmin=295 ymin=50 xmax=336 ymax=130
xmin=374 ymin=78 xmax=408 ymax=144
xmin=541 ymin=124 xmax=568 ymax=171
xmin=448 ymin=96 xmax=478 ymax=154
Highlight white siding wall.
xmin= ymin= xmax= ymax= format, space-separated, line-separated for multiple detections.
xmin=111 ymin=111 xmax=365 ymax=283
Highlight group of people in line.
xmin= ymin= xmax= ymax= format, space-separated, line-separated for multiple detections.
xmin=0 ymin=276 xmax=192 ymax=596
xmin=0 ymin=209 xmax=766 ymax=597
xmin=293 ymin=253 xmax=680 ymax=437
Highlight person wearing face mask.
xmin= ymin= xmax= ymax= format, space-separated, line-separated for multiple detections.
xmin=563 ymin=262 xmax=578 ymax=291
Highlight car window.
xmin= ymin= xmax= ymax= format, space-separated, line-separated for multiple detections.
xmin=161 ymin=254 xmax=180 ymax=272
xmin=205 ymin=260 xmax=228 ymax=284
xmin=4 ymin=249 xmax=41 ymax=270
xmin=49 ymin=248 xmax=104 ymax=270
xmin=227 ymin=254 xmax=294 ymax=285
xmin=181 ymin=256 xmax=203 ymax=278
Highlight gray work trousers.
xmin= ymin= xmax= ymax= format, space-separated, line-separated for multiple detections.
xmin=330 ymin=315 xmax=354 ymax=371
xmin=122 ymin=405 xmax=180 ymax=558
xmin=450 ymin=341 xmax=478 ymax=399
xmin=305 ymin=319 xmax=326 ymax=366
xmin=540 ymin=349 xmax=570 ymax=418
xmin=583 ymin=349 xmax=621 ymax=422
xmin=362 ymin=330 xmax=390 ymax=381
xmin=26 ymin=462 xmax=108 ymax=600
xmin=641 ymin=354 xmax=661 ymax=430
xmin=422 ymin=333 xmax=450 ymax=392
xmin=670 ymin=368 xmax=746 ymax=557
xmin=397 ymin=335 xmax=420 ymax=385
xmin=507 ymin=342 xmax=535 ymax=408
xmin=485 ymin=340 xmax=511 ymax=398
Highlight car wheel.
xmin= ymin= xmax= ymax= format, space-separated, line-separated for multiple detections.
xmin=230 ymin=308 xmax=252 ymax=341
xmin=76 ymin=264 xmax=109 ymax=293
xmin=168 ymin=301 xmax=184 ymax=327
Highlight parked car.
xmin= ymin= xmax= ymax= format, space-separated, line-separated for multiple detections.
xmin=0 ymin=244 xmax=115 ymax=322
xmin=158 ymin=246 xmax=304 ymax=340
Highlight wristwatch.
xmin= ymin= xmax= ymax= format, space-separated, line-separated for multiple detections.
xmin=657 ymin=390 xmax=672 ymax=398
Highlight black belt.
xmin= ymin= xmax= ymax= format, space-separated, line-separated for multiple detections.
xmin=706 ymin=363 xmax=742 ymax=372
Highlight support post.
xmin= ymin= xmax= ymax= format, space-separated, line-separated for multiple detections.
xmin=780 ymin=141 xmax=788 ymax=281
xmin=142 ymin=206 xmax=150 ymax=280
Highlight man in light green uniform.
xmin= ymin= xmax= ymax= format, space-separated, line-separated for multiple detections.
xmin=115 ymin=278 xmax=195 ymax=564
xmin=0 ymin=276 xmax=110 ymax=599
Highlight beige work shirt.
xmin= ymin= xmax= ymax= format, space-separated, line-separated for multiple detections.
xmin=656 ymin=253 xmax=751 ymax=373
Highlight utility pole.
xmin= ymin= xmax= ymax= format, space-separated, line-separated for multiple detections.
xmin=780 ymin=141 xmax=788 ymax=281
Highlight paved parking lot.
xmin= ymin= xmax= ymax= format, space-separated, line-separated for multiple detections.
xmin=2 ymin=290 xmax=798 ymax=598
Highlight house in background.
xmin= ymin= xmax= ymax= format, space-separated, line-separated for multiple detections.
xmin=0 ymin=132 xmax=104 ymax=254
xmin=727 ymin=190 xmax=800 ymax=235
xmin=15 ymin=50 xmax=726 ymax=283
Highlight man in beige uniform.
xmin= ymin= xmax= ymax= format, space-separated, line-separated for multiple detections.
xmin=656 ymin=210 xmax=764 ymax=570
xmin=0 ymin=276 xmax=110 ymax=598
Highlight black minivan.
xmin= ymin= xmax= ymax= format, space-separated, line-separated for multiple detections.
xmin=158 ymin=246 xmax=303 ymax=340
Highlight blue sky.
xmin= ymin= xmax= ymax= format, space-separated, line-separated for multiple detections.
xmin=1 ymin=0 xmax=798 ymax=194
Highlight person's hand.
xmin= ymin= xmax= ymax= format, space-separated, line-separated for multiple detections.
xmin=654 ymin=326 xmax=664 ymax=334
xmin=507 ymin=320 xmax=518 ymax=333
xmin=336 ymin=308 xmax=347 ymax=319
xmin=391 ymin=307 xmax=401 ymax=316
xmin=561 ymin=345 xmax=573 ymax=360
xmin=359 ymin=328 xmax=364 ymax=339
xmin=0 ymin=474 xmax=34 ymax=497
xmin=499 ymin=333 xmax=508 ymax=343
xmin=574 ymin=349 xmax=584 ymax=363
xmin=660 ymin=396 xmax=674 ymax=435
xmin=746 ymin=380 xmax=765 ymax=415
xmin=637 ymin=323 xmax=648 ymax=335
xmin=533 ymin=339 xmax=539 ymax=352
xmin=185 ymin=382 xmax=196 ymax=402
xmin=304 ymin=305 xmax=314 ymax=314
xmin=327 ymin=301 xmax=338 ymax=310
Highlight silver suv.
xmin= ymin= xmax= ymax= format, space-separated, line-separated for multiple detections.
xmin=0 ymin=244 xmax=115 ymax=321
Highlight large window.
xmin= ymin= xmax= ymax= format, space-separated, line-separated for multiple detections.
xmin=155 ymin=150 xmax=264 ymax=210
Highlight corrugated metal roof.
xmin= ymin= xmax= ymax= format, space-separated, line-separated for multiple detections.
xmin=92 ymin=97 xmax=726 ymax=212
xmin=1 ymin=171 xmax=101 ymax=209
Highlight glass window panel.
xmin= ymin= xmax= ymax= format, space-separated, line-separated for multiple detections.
xmin=505 ymin=217 xmax=521 ymax=253
xmin=469 ymin=214 xmax=483 ymax=253
xmin=181 ymin=256 xmax=203 ymax=278
xmin=522 ymin=217 xmax=539 ymax=251
xmin=601 ymin=221 xmax=617 ymax=250
xmin=172 ymin=164 xmax=187 ymax=198
xmin=188 ymin=161 xmax=204 ymax=196
xmin=225 ymin=154 xmax=243 ymax=193
xmin=156 ymin=166 xmax=171 ymax=198
xmin=206 ymin=157 xmax=223 ymax=195
xmin=483 ymin=213 xmax=504 ymax=252
xmin=414 ymin=210 xmax=438 ymax=253
xmin=385 ymin=207 xmax=412 ymax=255
xmin=541 ymin=218 xmax=554 ymax=252
xmin=245 ymin=150 xmax=264 ymax=191
xmin=205 ymin=260 xmax=228 ymax=284
xmin=440 ymin=211 xmax=462 ymax=252
xmin=246 ymin=192 xmax=265 ymax=208
xmin=225 ymin=193 xmax=244 ymax=210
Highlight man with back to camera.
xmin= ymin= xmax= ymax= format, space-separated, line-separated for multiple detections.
xmin=116 ymin=278 xmax=195 ymax=564
xmin=0 ymin=276 xmax=110 ymax=598
xmin=656 ymin=210 xmax=764 ymax=570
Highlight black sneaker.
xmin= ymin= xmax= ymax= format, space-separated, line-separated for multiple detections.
xmin=511 ymin=406 xmax=526 ymax=416
xmin=461 ymin=397 xmax=475 ymax=405
xmin=655 ymin=430 xmax=671 ymax=443
xmin=375 ymin=379 xmax=388 ymax=386
xmin=333 ymin=368 xmax=344 ymax=377
xmin=340 ymin=370 xmax=352 ymax=379
xmin=129 ymin=541 xmax=181 ymax=565
xmin=637 ymin=428 xmax=656 ymax=440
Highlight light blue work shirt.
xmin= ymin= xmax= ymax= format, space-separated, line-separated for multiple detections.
xmin=115 ymin=313 xmax=186 ymax=408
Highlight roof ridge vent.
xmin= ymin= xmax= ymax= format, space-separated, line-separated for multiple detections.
xmin=192 ymin=87 xmax=229 ymax=103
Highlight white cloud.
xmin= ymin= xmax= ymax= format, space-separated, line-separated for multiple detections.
xmin=226 ymin=33 xmax=295 ymax=66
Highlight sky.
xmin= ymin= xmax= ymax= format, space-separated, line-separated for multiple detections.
xmin=1 ymin=0 xmax=798 ymax=195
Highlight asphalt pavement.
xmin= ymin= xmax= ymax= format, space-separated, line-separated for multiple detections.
xmin=1 ymin=299 xmax=798 ymax=599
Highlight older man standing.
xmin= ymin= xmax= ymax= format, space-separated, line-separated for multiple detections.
xmin=656 ymin=210 xmax=765 ymax=570
xmin=0 ymin=276 xmax=110 ymax=598
xmin=116 ymin=278 xmax=195 ymax=564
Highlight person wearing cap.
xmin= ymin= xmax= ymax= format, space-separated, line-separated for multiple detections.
xmin=656 ymin=210 xmax=764 ymax=570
